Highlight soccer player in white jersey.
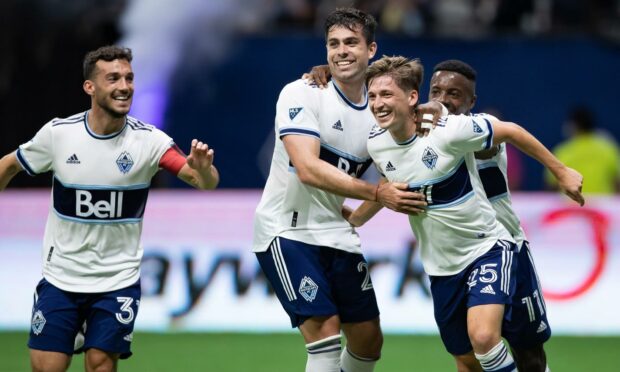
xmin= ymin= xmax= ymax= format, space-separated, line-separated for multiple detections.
xmin=253 ymin=8 xmax=430 ymax=372
xmin=0 ymin=46 xmax=219 ymax=372
xmin=345 ymin=56 xmax=584 ymax=372
xmin=429 ymin=59 xmax=554 ymax=371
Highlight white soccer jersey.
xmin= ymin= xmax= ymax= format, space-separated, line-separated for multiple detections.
xmin=253 ymin=80 xmax=375 ymax=253
xmin=367 ymin=114 xmax=514 ymax=276
xmin=16 ymin=111 xmax=174 ymax=293
xmin=473 ymin=114 xmax=526 ymax=248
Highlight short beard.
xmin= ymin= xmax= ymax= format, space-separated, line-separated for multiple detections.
xmin=97 ymin=97 xmax=129 ymax=119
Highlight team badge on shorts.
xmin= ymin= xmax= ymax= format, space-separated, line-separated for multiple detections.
xmin=116 ymin=151 xmax=134 ymax=174
xmin=31 ymin=310 xmax=46 ymax=335
xmin=299 ymin=276 xmax=318 ymax=302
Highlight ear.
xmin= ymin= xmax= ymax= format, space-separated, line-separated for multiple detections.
xmin=83 ymin=80 xmax=94 ymax=96
xmin=470 ymin=94 xmax=477 ymax=111
xmin=368 ymin=42 xmax=377 ymax=59
xmin=408 ymin=89 xmax=419 ymax=107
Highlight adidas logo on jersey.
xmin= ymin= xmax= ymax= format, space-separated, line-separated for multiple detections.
xmin=66 ymin=154 xmax=80 ymax=164
xmin=480 ymin=285 xmax=496 ymax=295
xmin=385 ymin=161 xmax=396 ymax=172
xmin=537 ymin=321 xmax=548 ymax=333
xmin=332 ymin=120 xmax=343 ymax=131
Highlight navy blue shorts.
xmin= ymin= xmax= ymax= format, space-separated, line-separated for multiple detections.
xmin=502 ymin=241 xmax=552 ymax=349
xmin=430 ymin=240 xmax=517 ymax=355
xmin=256 ymin=236 xmax=380 ymax=328
xmin=28 ymin=278 xmax=141 ymax=358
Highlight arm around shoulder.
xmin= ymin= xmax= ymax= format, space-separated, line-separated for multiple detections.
xmin=0 ymin=152 xmax=23 ymax=191
xmin=282 ymin=134 xmax=377 ymax=200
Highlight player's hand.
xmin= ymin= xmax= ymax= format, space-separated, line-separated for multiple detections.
xmin=302 ymin=64 xmax=331 ymax=89
xmin=186 ymin=139 xmax=214 ymax=172
xmin=414 ymin=101 xmax=446 ymax=137
xmin=556 ymin=166 xmax=585 ymax=206
xmin=377 ymin=182 xmax=427 ymax=214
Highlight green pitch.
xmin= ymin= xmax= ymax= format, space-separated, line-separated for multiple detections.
xmin=0 ymin=332 xmax=618 ymax=371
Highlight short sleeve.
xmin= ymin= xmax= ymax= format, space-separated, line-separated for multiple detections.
xmin=276 ymin=80 xmax=320 ymax=140
xmin=441 ymin=114 xmax=494 ymax=154
xmin=150 ymin=129 xmax=175 ymax=170
xmin=16 ymin=121 xmax=54 ymax=175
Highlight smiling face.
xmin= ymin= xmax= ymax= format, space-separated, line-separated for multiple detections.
xmin=428 ymin=70 xmax=475 ymax=115
xmin=83 ymin=58 xmax=134 ymax=118
xmin=368 ymin=74 xmax=418 ymax=133
xmin=326 ymin=25 xmax=376 ymax=85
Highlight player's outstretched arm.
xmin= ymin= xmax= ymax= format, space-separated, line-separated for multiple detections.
xmin=0 ymin=152 xmax=23 ymax=191
xmin=492 ymin=120 xmax=585 ymax=206
xmin=177 ymin=139 xmax=219 ymax=190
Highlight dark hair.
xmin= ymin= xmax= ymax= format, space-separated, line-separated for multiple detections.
xmin=366 ymin=55 xmax=424 ymax=93
xmin=83 ymin=45 xmax=133 ymax=80
xmin=324 ymin=7 xmax=377 ymax=45
xmin=433 ymin=59 xmax=477 ymax=81
xmin=569 ymin=106 xmax=595 ymax=132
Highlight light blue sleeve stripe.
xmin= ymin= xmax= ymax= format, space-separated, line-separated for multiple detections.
xmin=54 ymin=176 xmax=150 ymax=190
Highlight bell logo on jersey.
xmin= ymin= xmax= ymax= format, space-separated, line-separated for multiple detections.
xmin=76 ymin=190 xmax=124 ymax=218
xmin=116 ymin=151 xmax=134 ymax=174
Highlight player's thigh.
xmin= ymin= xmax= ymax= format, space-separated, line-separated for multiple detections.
xmin=429 ymin=240 xmax=517 ymax=355
xmin=466 ymin=303 xmax=504 ymax=348
xmin=30 ymin=349 xmax=72 ymax=372
xmin=28 ymin=278 xmax=83 ymax=356
xmin=255 ymin=237 xmax=338 ymax=328
xmin=503 ymin=242 xmax=551 ymax=349
xmin=83 ymin=280 xmax=141 ymax=360
xmin=329 ymin=250 xmax=380 ymax=325
xmin=429 ymin=272 xmax=473 ymax=356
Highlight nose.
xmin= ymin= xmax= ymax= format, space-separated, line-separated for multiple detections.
xmin=337 ymin=43 xmax=348 ymax=55
xmin=371 ymin=96 xmax=383 ymax=112
xmin=117 ymin=78 xmax=130 ymax=91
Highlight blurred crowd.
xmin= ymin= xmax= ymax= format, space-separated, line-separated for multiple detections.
xmin=271 ymin=0 xmax=620 ymax=39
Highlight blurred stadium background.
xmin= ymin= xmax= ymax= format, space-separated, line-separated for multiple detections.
xmin=1 ymin=0 xmax=620 ymax=371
